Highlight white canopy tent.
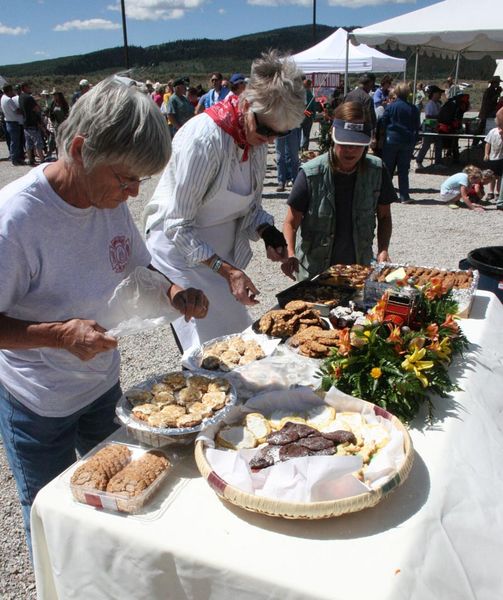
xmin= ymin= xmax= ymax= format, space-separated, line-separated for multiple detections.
xmin=351 ymin=0 xmax=503 ymax=96
xmin=495 ymin=60 xmax=503 ymax=80
xmin=293 ymin=28 xmax=406 ymax=97
xmin=292 ymin=27 xmax=406 ymax=75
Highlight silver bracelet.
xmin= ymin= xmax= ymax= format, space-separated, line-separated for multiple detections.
xmin=211 ymin=257 xmax=223 ymax=272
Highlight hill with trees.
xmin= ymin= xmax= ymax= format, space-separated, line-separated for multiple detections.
xmin=0 ymin=24 xmax=496 ymax=92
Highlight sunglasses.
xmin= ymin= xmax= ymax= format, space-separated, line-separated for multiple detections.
xmin=253 ymin=112 xmax=290 ymax=138
xmin=211 ymin=78 xmax=221 ymax=83
xmin=111 ymin=167 xmax=151 ymax=191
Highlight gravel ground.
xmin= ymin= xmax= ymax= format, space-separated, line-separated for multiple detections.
xmin=0 ymin=129 xmax=502 ymax=599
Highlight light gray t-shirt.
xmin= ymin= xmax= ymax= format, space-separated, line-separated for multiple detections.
xmin=0 ymin=165 xmax=151 ymax=417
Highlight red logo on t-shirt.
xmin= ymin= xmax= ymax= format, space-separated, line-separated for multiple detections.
xmin=109 ymin=236 xmax=131 ymax=273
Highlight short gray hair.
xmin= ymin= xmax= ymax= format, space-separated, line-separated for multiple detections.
xmin=241 ymin=51 xmax=305 ymax=131
xmin=57 ymin=76 xmax=171 ymax=175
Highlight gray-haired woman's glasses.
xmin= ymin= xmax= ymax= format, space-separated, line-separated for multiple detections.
xmin=111 ymin=167 xmax=151 ymax=191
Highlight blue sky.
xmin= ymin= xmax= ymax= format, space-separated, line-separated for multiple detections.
xmin=1 ymin=0 xmax=440 ymax=66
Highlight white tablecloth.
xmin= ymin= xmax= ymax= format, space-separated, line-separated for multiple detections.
xmin=31 ymin=291 xmax=503 ymax=600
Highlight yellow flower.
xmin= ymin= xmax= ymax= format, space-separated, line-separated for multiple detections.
xmin=401 ymin=347 xmax=434 ymax=388
xmin=370 ymin=367 xmax=382 ymax=379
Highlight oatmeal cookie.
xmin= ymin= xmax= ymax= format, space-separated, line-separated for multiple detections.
xmin=106 ymin=452 xmax=170 ymax=497
xmin=162 ymin=372 xmax=187 ymax=390
xmin=202 ymin=391 xmax=228 ymax=411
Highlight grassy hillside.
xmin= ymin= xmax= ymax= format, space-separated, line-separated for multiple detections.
xmin=0 ymin=24 xmax=496 ymax=103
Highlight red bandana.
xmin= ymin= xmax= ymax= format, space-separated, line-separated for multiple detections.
xmin=205 ymin=95 xmax=250 ymax=161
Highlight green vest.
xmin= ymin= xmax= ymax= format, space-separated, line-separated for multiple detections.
xmin=295 ymin=152 xmax=383 ymax=280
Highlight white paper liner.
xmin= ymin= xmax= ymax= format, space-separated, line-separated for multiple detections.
xmin=197 ymin=387 xmax=406 ymax=503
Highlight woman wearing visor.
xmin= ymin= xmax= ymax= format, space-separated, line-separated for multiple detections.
xmin=144 ymin=51 xmax=305 ymax=351
xmin=282 ymin=102 xmax=396 ymax=281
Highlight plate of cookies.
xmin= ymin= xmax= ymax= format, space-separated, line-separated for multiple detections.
xmin=252 ymin=301 xmax=330 ymax=340
xmin=285 ymin=325 xmax=341 ymax=360
xmin=116 ymin=371 xmax=238 ymax=447
xmin=182 ymin=332 xmax=281 ymax=374
xmin=68 ymin=442 xmax=172 ymax=513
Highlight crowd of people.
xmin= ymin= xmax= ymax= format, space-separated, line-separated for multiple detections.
xmin=1 ymin=52 xmax=503 ymax=561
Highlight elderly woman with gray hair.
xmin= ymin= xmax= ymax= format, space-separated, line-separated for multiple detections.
xmin=0 ymin=76 xmax=208 ymax=553
xmin=145 ymin=51 xmax=305 ymax=351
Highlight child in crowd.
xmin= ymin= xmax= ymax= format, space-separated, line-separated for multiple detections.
xmin=466 ymin=169 xmax=495 ymax=204
xmin=440 ymin=165 xmax=486 ymax=212
xmin=483 ymin=125 xmax=503 ymax=200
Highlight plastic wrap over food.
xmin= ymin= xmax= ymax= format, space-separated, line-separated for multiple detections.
xmin=181 ymin=331 xmax=281 ymax=373
xmin=64 ymin=441 xmax=175 ymax=514
xmin=223 ymin=347 xmax=322 ymax=400
xmin=363 ymin=262 xmax=479 ymax=317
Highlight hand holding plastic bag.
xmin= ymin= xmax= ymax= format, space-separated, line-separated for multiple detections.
xmin=99 ymin=267 xmax=182 ymax=338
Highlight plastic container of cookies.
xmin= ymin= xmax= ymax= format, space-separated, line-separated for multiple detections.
xmin=116 ymin=371 xmax=238 ymax=448
xmin=68 ymin=441 xmax=172 ymax=514
xmin=363 ymin=262 xmax=479 ymax=318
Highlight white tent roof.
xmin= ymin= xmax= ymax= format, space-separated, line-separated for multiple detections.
xmin=291 ymin=28 xmax=405 ymax=74
xmin=495 ymin=60 xmax=503 ymax=79
xmin=352 ymin=0 xmax=503 ymax=59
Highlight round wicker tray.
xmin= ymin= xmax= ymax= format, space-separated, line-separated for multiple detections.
xmin=194 ymin=404 xmax=414 ymax=520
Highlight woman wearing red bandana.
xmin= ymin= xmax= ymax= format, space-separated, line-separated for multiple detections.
xmin=145 ymin=52 xmax=305 ymax=351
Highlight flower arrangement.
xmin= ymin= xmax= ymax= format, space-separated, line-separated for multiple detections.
xmin=319 ymin=279 xmax=469 ymax=422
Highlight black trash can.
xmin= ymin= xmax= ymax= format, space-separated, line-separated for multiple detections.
xmin=459 ymin=246 xmax=503 ymax=303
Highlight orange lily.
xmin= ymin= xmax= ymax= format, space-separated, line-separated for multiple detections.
xmin=426 ymin=323 xmax=439 ymax=340
xmin=337 ymin=328 xmax=352 ymax=356
xmin=424 ymin=277 xmax=446 ymax=300
xmin=441 ymin=314 xmax=460 ymax=333
xmin=368 ymin=297 xmax=386 ymax=323
xmin=386 ymin=325 xmax=402 ymax=344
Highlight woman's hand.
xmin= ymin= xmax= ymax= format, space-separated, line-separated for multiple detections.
xmin=266 ymin=245 xmax=287 ymax=262
xmin=56 ymin=319 xmax=117 ymax=361
xmin=225 ymin=268 xmax=260 ymax=306
xmin=281 ymin=257 xmax=299 ymax=280
xmin=169 ymin=285 xmax=209 ymax=321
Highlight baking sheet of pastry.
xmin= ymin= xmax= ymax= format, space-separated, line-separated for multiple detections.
xmin=275 ymin=278 xmax=356 ymax=310
xmin=363 ymin=262 xmax=479 ymax=318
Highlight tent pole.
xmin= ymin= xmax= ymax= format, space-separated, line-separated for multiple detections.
xmin=412 ymin=47 xmax=419 ymax=100
xmin=454 ymin=52 xmax=460 ymax=85
xmin=345 ymin=30 xmax=350 ymax=96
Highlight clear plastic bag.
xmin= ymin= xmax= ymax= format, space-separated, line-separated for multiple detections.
xmin=99 ymin=267 xmax=180 ymax=338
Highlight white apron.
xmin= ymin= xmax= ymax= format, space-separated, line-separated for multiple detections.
xmin=147 ymin=171 xmax=255 ymax=351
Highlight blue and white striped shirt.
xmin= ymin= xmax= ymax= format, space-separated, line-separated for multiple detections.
xmin=144 ymin=113 xmax=273 ymax=269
